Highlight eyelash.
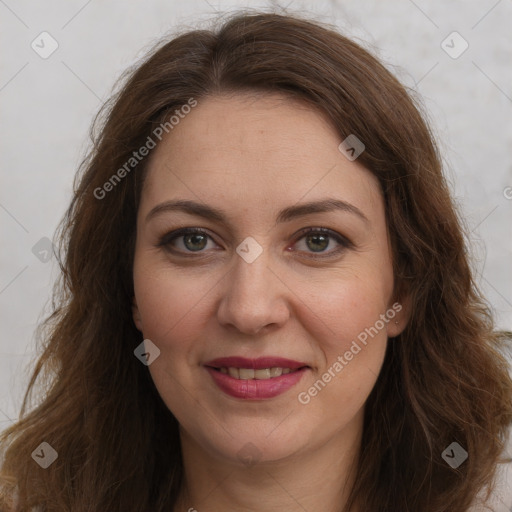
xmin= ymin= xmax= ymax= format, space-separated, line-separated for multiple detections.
xmin=157 ymin=227 xmax=353 ymax=259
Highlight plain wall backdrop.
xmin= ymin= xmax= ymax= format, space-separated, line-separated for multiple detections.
xmin=1 ymin=1 xmax=511 ymax=492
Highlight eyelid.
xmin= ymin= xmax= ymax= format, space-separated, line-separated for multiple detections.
xmin=290 ymin=227 xmax=353 ymax=258
xmin=157 ymin=227 xmax=218 ymax=252
xmin=157 ymin=226 xmax=353 ymax=258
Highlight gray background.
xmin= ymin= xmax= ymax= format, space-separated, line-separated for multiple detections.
xmin=1 ymin=1 xmax=511 ymax=507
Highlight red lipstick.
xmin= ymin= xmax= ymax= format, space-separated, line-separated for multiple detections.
xmin=205 ymin=356 xmax=308 ymax=370
xmin=204 ymin=356 xmax=310 ymax=400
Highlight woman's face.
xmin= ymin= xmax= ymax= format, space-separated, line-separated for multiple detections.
xmin=132 ymin=92 xmax=406 ymax=465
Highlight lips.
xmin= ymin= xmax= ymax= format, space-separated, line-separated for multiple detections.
xmin=204 ymin=356 xmax=310 ymax=400
xmin=205 ymin=356 xmax=309 ymax=370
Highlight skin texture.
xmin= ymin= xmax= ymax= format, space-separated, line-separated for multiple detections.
xmin=132 ymin=92 xmax=409 ymax=512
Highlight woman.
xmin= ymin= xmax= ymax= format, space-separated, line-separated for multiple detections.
xmin=1 ymin=11 xmax=511 ymax=512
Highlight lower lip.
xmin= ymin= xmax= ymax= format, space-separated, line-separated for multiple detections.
xmin=205 ymin=367 xmax=308 ymax=400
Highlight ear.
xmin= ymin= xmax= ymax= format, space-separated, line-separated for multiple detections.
xmin=386 ymin=293 xmax=412 ymax=338
xmin=132 ymin=297 xmax=143 ymax=332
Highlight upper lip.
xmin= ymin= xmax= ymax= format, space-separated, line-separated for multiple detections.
xmin=205 ymin=356 xmax=310 ymax=370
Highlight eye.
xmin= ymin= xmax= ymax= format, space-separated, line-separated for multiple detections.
xmin=157 ymin=227 xmax=219 ymax=254
xmin=291 ymin=227 xmax=352 ymax=258
xmin=157 ymin=226 xmax=352 ymax=258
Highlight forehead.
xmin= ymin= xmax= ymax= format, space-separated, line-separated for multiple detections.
xmin=140 ymin=92 xmax=383 ymax=226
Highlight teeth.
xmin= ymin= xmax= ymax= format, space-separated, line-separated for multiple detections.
xmin=239 ymin=368 xmax=254 ymax=380
xmin=218 ymin=367 xmax=300 ymax=380
xmin=254 ymin=368 xmax=271 ymax=380
xmin=228 ymin=367 xmax=239 ymax=379
xmin=270 ymin=367 xmax=283 ymax=377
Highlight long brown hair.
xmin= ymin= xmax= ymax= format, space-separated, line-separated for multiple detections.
xmin=1 ymin=11 xmax=511 ymax=512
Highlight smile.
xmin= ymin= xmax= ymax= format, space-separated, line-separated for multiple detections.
xmin=215 ymin=367 xmax=300 ymax=379
xmin=204 ymin=356 xmax=310 ymax=399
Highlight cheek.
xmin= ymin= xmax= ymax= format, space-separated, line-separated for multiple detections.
xmin=133 ymin=258 xmax=218 ymax=343
xmin=295 ymin=275 xmax=390 ymax=415
xmin=300 ymin=266 xmax=392 ymax=355
xmin=132 ymin=261 xmax=214 ymax=416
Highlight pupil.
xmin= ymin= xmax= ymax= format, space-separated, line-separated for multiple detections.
xmin=182 ymin=233 xmax=329 ymax=252
xmin=185 ymin=234 xmax=207 ymax=251
xmin=307 ymin=234 xmax=328 ymax=252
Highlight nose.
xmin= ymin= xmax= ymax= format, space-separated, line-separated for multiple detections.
xmin=216 ymin=245 xmax=290 ymax=336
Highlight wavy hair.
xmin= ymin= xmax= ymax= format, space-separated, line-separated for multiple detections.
xmin=1 ymin=11 xmax=512 ymax=512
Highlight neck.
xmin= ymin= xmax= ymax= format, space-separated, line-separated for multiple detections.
xmin=173 ymin=421 xmax=362 ymax=512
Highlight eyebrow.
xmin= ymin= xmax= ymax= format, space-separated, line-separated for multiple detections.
xmin=145 ymin=198 xmax=370 ymax=227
